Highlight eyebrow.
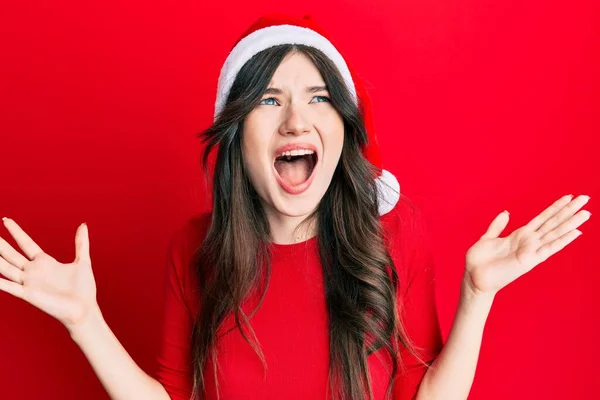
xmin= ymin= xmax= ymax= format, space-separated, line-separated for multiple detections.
xmin=263 ymin=85 xmax=329 ymax=95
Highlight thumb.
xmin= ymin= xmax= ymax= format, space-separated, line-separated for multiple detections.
xmin=75 ymin=222 xmax=91 ymax=264
xmin=481 ymin=210 xmax=510 ymax=240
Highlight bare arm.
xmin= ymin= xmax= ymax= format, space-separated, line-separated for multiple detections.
xmin=415 ymin=275 xmax=494 ymax=400
xmin=69 ymin=305 xmax=171 ymax=400
xmin=415 ymin=194 xmax=590 ymax=399
xmin=0 ymin=219 xmax=171 ymax=400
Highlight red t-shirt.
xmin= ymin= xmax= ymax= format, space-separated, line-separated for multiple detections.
xmin=153 ymin=197 xmax=443 ymax=400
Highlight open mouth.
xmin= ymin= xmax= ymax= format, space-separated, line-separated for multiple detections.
xmin=273 ymin=151 xmax=318 ymax=194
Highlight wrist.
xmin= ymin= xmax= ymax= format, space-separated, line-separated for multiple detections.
xmin=460 ymin=273 xmax=495 ymax=313
xmin=68 ymin=304 xmax=105 ymax=344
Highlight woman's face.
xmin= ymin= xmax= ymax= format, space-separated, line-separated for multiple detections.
xmin=242 ymin=51 xmax=344 ymax=221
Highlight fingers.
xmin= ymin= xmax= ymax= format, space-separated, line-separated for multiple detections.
xmin=0 ymin=233 xmax=30 ymax=270
xmin=539 ymin=209 xmax=591 ymax=245
xmin=1 ymin=218 xmax=45 ymax=262
xmin=0 ymin=256 xmax=24 ymax=284
xmin=0 ymin=277 xmax=25 ymax=299
xmin=536 ymin=229 xmax=583 ymax=264
xmin=524 ymin=195 xmax=587 ymax=233
xmin=524 ymin=195 xmax=573 ymax=232
xmin=535 ymin=195 xmax=590 ymax=237
xmin=75 ymin=223 xmax=90 ymax=264
xmin=481 ymin=211 xmax=510 ymax=239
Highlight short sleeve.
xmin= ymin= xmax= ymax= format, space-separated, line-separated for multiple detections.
xmin=153 ymin=223 xmax=197 ymax=400
xmin=386 ymin=198 xmax=444 ymax=400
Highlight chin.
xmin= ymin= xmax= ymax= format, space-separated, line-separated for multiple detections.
xmin=269 ymin=193 xmax=321 ymax=217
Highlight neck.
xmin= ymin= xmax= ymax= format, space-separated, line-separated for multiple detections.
xmin=265 ymin=208 xmax=317 ymax=245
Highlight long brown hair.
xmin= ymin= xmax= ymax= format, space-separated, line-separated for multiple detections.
xmin=191 ymin=44 xmax=428 ymax=400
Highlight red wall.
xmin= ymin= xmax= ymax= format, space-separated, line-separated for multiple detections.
xmin=1 ymin=1 xmax=598 ymax=399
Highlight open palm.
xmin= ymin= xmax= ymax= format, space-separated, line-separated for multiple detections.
xmin=464 ymin=194 xmax=591 ymax=296
xmin=0 ymin=219 xmax=97 ymax=332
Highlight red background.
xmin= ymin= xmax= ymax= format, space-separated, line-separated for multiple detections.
xmin=1 ymin=1 xmax=598 ymax=399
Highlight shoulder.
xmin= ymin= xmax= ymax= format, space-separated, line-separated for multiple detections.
xmin=164 ymin=211 xmax=213 ymax=302
xmin=380 ymin=194 xmax=428 ymax=255
xmin=167 ymin=212 xmax=212 ymax=262
xmin=380 ymin=194 xmax=423 ymax=227
xmin=379 ymin=195 xmax=434 ymax=292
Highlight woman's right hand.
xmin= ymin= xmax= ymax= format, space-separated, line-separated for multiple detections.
xmin=0 ymin=218 xmax=98 ymax=335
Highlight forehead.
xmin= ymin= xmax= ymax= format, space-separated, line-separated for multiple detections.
xmin=268 ymin=51 xmax=325 ymax=86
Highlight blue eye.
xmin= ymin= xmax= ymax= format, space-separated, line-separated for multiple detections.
xmin=259 ymin=97 xmax=278 ymax=106
xmin=311 ymin=95 xmax=331 ymax=103
xmin=258 ymin=95 xmax=331 ymax=106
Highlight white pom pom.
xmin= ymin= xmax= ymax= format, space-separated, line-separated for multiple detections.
xmin=376 ymin=169 xmax=400 ymax=215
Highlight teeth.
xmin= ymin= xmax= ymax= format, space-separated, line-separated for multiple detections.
xmin=277 ymin=149 xmax=315 ymax=159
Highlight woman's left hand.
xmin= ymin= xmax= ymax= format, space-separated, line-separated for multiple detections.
xmin=463 ymin=194 xmax=591 ymax=297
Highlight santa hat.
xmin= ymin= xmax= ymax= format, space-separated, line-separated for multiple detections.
xmin=214 ymin=13 xmax=400 ymax=215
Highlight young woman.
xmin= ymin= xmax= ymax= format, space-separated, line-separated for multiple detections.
xmin=0 ymin=13 xmax=591 ymax=400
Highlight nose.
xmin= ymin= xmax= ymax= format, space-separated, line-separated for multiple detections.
xmin=279 ymin=104 xmax=312 ymax=136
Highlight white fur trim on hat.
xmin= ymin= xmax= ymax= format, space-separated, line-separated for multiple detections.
xmin=214 ymin=24 xmax=358 ymax=120
xmin=376 ymin=169 xmax=400 ymax=215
